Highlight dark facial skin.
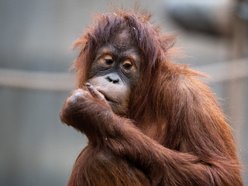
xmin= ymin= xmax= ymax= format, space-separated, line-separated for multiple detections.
xmin=87 ymin=30 xmax=141 ymax=115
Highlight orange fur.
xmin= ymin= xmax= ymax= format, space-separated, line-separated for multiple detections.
xmin=60 ymin=10 xmax=243 ymax=186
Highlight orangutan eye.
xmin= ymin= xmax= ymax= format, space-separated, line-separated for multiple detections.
xmin=98 ymin=55 xmax=114 ymax=66
xmin=105 ymin=58 xmax=114 ymax=65
xmin=122 ymin=60 xmax=133 ymax=70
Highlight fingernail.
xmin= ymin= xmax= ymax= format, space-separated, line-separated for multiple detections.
xmin=85 ymin=82 xmax=91 ymax=87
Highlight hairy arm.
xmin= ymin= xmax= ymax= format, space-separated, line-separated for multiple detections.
xmin=60 ymin=79 xmax=242 ymax=186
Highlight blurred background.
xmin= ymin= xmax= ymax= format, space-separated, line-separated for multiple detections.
xmin=0 ymin=0 xmax=247 ymax=185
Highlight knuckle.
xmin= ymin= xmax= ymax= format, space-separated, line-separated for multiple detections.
xmin=73 ymin=89 xmax=85 ymax=96
xmin=67 ymin=89 xmax=87 ymax=104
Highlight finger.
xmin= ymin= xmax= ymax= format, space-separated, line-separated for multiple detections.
xmin=68 ymin=89 xmax=89 ymax=104
xmin=85 ymin=83 xmax=105 ymax=101
xmin=73 ymin=89 xmax=85 ymax=97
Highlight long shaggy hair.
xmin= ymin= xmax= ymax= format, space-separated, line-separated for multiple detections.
xmin=63 ymin=10 xmax=243 ymax=186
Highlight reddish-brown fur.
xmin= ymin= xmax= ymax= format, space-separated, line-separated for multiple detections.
xmin=61 ymin=11 xmax=243 ymax=186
